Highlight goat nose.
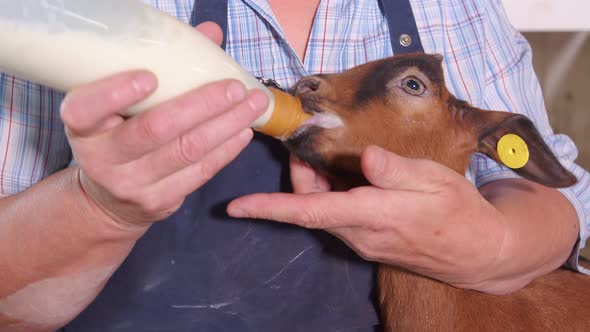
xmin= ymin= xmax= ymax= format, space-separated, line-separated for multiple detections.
xmin=294 ymin=76 xmax=322 ymax=95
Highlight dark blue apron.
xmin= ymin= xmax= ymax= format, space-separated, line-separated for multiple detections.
xmin=64 ymin=1 xmax=423 ymax=331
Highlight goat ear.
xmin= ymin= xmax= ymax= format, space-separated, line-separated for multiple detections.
xmin=469 ymin=110 xmax=577 ymax=188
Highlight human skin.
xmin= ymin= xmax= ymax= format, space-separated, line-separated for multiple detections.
xmin=0 ymin=23 xmax=269 ymax=331
xmin=228 ymin=0 xmax=580 ymax=296
xmin=228 ymin=147 xmax=579 ymax=295
xmin=0 ymin=2 xmax=581 ymax=331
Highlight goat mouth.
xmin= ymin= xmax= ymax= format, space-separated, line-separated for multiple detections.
xmin=287 ymin=97 xmax=344 ymax=140
xmin=288 ymin=112 xmax=344 ymax=141
xmin=282 ymin=126 xmax=326 ymax=170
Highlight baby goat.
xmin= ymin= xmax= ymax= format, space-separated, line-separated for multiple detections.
xmin=284 ymin=53 xmax=589 ymax=331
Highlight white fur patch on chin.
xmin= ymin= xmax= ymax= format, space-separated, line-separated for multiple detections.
xmin=303 ymin=112 xmax=344 ymax=129
xmin=0 ymin=266 xmax=117 ymax=328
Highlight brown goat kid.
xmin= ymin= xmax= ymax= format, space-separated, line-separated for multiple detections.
xmin=283 ymin=53 xmax=590 ymax=331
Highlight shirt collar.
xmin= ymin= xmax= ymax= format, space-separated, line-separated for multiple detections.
xmin=239 ymin=0 xmax=286 ymax=39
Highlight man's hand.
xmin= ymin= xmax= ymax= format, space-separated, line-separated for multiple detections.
xmin=62 ymin=23 xmax=269 ymax=227
xmin=228 ymin=145 xmax=578 ymax=294
xmin=0 ymin=22 xmax=272 ymax=332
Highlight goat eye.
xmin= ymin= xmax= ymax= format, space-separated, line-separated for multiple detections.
xmin=402 ymin=77 xmax=426 ymax=96
xmin=406 ymin=80 xmax=420 ymax=90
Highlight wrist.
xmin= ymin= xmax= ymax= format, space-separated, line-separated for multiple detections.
xmin=461 ymin=179 xmax=579 ymax=295
xmin=0 ymin=167 xmax=148 ymax=300
xmin=452 ymin=203 xmax=526 ymax=295
xmin=73 ymin=167 xmax=150 ymax=239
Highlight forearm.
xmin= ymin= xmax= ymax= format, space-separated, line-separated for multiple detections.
xmin=0 ymin=167 xmax=148 ymax=331
xmin=476 ymin=178 xmax=579 ymax=294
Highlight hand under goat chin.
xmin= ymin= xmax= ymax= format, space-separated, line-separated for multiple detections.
xmin=283 ymin=53 xmax=588 ymax=332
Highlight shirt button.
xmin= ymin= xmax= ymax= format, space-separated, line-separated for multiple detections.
xmin=400 ymin=34 xmax=412 ymax=47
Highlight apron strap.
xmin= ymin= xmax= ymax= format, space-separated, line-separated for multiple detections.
xmin=190 ymin=0 xmax=229 ymax=50
xmin=191 ymin=0 xmax=423 ymax=54
xmin=380 ymin=0 xmax=424 ymax=54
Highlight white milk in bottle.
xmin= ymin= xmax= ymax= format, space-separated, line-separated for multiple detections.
xmin=0 ymin=0 xmax=309 ymax=139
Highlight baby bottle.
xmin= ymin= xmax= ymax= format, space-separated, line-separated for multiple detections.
xmin=0 ymin=0 xmax=310 ymax=140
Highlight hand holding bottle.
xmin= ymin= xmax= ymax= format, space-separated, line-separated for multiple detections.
xmin=62 ymin=23 xmax=269 ymax=227
xmin=1 ymin=0 xmax=309 ymax=227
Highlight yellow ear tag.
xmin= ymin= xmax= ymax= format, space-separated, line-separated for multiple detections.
xmin=497 ymin=134 xmax=529 ymax=169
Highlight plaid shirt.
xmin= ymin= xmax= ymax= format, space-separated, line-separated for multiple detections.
xmin=1 ymin=0 xmax=589 ymax=273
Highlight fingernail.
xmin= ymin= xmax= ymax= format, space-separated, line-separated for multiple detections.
xmin=239 ymin=128 xmax=253 ymax=141
xmin=247 ymin=90 xmax=269 ymax=111
xmin=227 ymin=204 xmax=244 ymax=217
xmin=131 ymin=72 xmax=158 ymax=94
xmin=59 ymin=94 xmax=71 ymax=116
xmin=226 ymin=81 xmax=247 ymax=103
xmin=369 ymin=146 xmax=386 ymax=174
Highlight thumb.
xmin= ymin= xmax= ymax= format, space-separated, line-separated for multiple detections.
xmin=361 ymin=145 xmax=454 ymax=192
xmin=290 ymin=154 xmax=331 ymax=194
xmin=195 ymin=21 xmax=224 ymax=46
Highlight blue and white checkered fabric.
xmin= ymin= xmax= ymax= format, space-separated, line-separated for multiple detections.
xmin=1 ymin=0 xmax=589 ymax=272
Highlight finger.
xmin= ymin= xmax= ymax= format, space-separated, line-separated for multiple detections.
xmin=122 ymin=90 xmax=267 ymax=182
xmin=110 ymin=80 xmax=263 ymax=160
xmin=195 ymin=21 xmax=224 ymax=46
xmin=289 ymin=154 xmax=331 ymax=194
xmin=361 ymin=145 xmax=458 ymax=192
xmin=61 ymin=70 xmax=157 ymax=137
xmin=325 ymin=227 xmax=389 ymax=262
xmin=147 ymin=128 xmax=254 ymax=206
xmin=227 ymin=187 xmax=395 ymax=229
